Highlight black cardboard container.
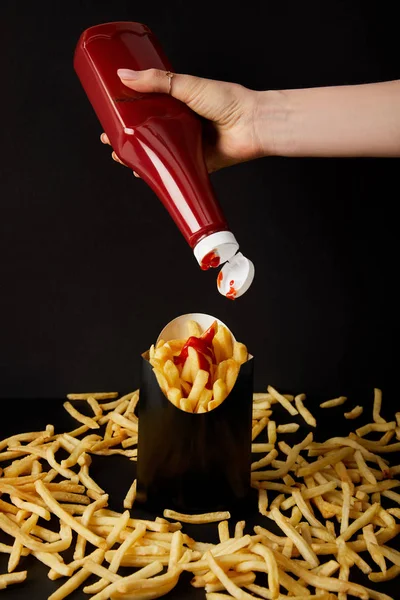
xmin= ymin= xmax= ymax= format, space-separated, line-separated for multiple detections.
xmin=136 ymin=354 xmax=254 ymax=514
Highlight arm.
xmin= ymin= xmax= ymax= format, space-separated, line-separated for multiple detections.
xmin=106 ymin=70 xmax=400 ymax=172
xmin=261 ymin=80 xmax=400 ymax=158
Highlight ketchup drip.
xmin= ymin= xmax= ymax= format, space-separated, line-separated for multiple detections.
xmin=200 ymin=250 xmax=220 ymax=270
xmin=174 ymin=321 xmax=217 ymax=388
xmin=226 ymin=279 xmax=237 ymax=300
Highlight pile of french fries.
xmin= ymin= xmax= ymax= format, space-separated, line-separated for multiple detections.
xmin=148 ymin=319 xmax=249 ymax=413
xmin=1 ymin=385 xmax=400 ymax=599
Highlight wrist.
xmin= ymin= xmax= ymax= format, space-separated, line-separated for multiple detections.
xmin=254 ymin=89 xmax=294 ymax=157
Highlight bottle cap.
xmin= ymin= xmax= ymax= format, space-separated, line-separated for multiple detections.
xmin=193 ymin=231 xmax=239 ymax=270
xmin=217 ymin=252 xmax=255 ymax=300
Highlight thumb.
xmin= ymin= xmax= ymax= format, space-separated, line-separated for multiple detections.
xmin=117 ymin=68 xmax=234 ymax=121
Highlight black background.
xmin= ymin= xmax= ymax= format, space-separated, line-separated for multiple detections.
xmin=0 ymin=0 xmax=398 ymax=402
xmin=0 ymin=2 xmax=400 ymax=598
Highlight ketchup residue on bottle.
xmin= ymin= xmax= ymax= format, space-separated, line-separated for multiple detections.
xmin=174 ymin=321 xmax=217 ymax=388
xmin=200 ymin=250 xmax=220 ymax=270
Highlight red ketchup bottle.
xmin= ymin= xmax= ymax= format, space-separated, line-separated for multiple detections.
xmin=74 ymin=22 xmax=254 ymax=298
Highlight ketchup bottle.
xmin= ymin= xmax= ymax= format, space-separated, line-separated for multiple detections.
xmin=74 ymin=22 xmax=254 ymax=298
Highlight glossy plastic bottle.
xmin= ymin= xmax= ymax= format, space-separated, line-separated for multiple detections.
xmin=74 ymin=22 xmax=254 ymax=298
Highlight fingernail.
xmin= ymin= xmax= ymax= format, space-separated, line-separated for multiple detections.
xmin=117 ymin=68 xmax=140 ymax=80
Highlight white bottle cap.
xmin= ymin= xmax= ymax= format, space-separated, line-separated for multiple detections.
xmin=193 ymin=231 xmax=239 ymax=269
xmin=217 ymin=252 xmax=255 ymax=299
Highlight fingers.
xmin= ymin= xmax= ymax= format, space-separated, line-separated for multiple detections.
xmin=100 ymin=133 xmax=139 ymax=177
xmin=116 ymin=68 xmax=230 ymax=120
xmin=111 ymin=151 xmax=125 ymax=165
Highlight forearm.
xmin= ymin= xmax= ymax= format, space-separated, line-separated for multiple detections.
xmin=259 ymin=80 xmax=400 ymax=158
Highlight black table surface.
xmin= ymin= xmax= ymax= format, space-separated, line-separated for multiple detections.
xmin=1 ymin=395 xmax=399 ymax=599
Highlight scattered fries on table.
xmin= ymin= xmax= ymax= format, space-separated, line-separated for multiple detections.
xmin=148 ymin=318 xmax=249 ymax=413
xmin=0 ymin=386 xmax=399 ymax=600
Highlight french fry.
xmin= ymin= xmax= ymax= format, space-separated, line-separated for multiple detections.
xmin=373 ymin=387 xmax=385 ymax=424
xmin=354 ymin=449 xmax=377 ymax=485
xmin=269 ymin=507 xmax=319 ymax=568
xmin=363 ymin=524 xmax=387 ymax=573
xmin=295 ymin=393 xmax=317 ymax=427
xmin=213 ymin=325 xmax=233 ymax=362
xmin=251 ymin=543 xmax=280 ymax=599
xmin=165 ymin=339 xmax=186 ymax=355
xmin=291 ymin=489 xmax=324 ymax=529
xmin=108 ymin=411 xmax=138 ymax=434
xmin=0 ymin=571 xmax=27 ymax=588
xmin=67 ymin=392 xmax=118 ymax=400
xmin=163 ymin=509 xmax=231 ymax=524
xmin=45 ymin=447 xmax=80 ymax=485
xmin=63 ymin=401 xmax=100 ymax=429
xmin=83 ymin=559 xmax=122 ymax=583
xmin=105 ymin=510 xmax=131 ymax=549
xmin=33 ymin=551 xmax=73 ymax=576
xmin=154 ymin=344 xmax=173 ymax=364
xmin=61 ymin=434 xmax=99 ymax=468
xmin=277 ymin=423 xmax=300 ymax=434
xmin=163 ymin=387 xmax=181 ymax=409
xmin=34 ymin=480 xmax=107 ymax=549
xmin=188 ymin=346 xmax=202 ymax=382
xmin=320 ymin=396 xmax=347 ymax=409
xmin=188 ymin=369 xmax=209 ymax=411
xmin=152 ymin=367 xmax=169 ymax=395
xmin=87 ymin=395 xmax=103 ymax=417
xmin=109 ymin=523 xmax=147 ymax=573
xmin=163 ymin=360 xmax=181 ymax=390
xmin=213 ymin=360 xmax=228 ymax=385
xmin=205 ymin=572 xmax=256 ymax=593
xmin=180 ymin=398 xmax=194 ymax=413
xmin=8 ymin=512 xmax=38 ymax=573
xmin=338 ymin=480 xmax=351 ymax=539
xmin=218 ymin=520 xmax=230 ymax=543
xmin=74 ymin=493 xmax=109 ymax=560
xmin=9 ymin=495 xmax=51 ymax=521
xmin=209 ymin=379 xmax=228 ymax=411
xmin=273 ymin=551 xmax=368 ymax=598
xmin=357 ymin=422 xmax=396 ymax=437
xmin=251 ymin=443 xmax=274 ymax=453
xmin=186 ymin=320 xmax=202 ymax=337
xmin=369 ymin=565 xmax=400 ymax=582
xmin=252 ymin=433 xmax=313 ymax=480
xmin=252 ymin=417 xmax=269 ymax=442
xmin=122 ymin=479 xmax=137 ymax=510
xmin=225 ymin=359 xmax=240 ymax=394
xmin=205 ymin=551 xmax=255 ymax=600
xmin=89 ymin=562 xmax=164 ymax=600
xmin=337 ymin=503 xmax=380 ymax=542
xmin=48 ymin=548 xmax=104 ymax=600
xmin=0 ymin=513 xmax=71 ymax=554
xmin=197 ymin=388 xmax=213 ymax=411
xmin=233 ymin=341 xmax=248 ymax=365
xmin=251 ymin=449 xmax=278 ymax=472
xmin=297 ymin=447 xmax=354 ymax=478
xmin=267 ymin=386 xmax=298 ymax=416
xmin=343 ymin=405 xmax=364 ymax=420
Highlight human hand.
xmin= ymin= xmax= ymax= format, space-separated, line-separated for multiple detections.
xmin=100 ymin=68 xmax=264 ymax=174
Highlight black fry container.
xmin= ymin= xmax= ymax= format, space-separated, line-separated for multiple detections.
xmin=136 ymin=352 xmax=254 ymax=514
